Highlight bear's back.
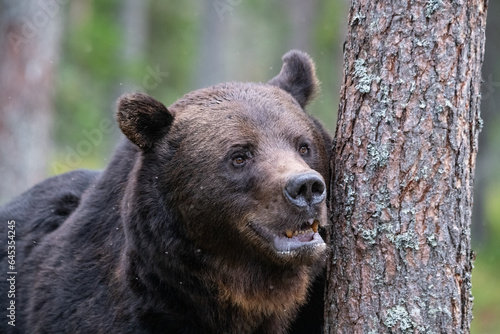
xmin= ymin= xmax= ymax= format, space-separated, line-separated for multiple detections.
xmin=0 ymin=169 xmax=99 ymax=333
xmin=0 ymin=169 xmax=100 ymax=243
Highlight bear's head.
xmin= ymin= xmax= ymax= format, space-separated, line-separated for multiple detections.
xmin=116 ymin=50 xmax=331 ymax=267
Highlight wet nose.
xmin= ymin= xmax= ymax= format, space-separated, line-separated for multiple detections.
xmin=284 ymin=172 xmax=326 ymax=208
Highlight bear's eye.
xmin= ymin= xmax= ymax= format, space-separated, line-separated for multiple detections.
xmin=298 ymin=145 xmax=309 ymax=155
xmin=231 ymin=152 xmax=251 ymax=167
xmin=233 ymin=156 xmax=246 ymax=166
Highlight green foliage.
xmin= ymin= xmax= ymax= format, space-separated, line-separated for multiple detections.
xmin=147 ymin=0 xmax=200 ymax=101
xmin=54 ymin=0 xmax=123 ymax=171
xmin=53 ymin=0 xmax=201 ymax=174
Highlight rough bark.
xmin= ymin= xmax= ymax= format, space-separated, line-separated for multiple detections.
xmin=0 ymin=0 xmax=62 ymax=204
xmin=325 ymin=0 xmax=487 ymax=333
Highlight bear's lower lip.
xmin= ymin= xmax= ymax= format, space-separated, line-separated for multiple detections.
xmin=273 ymin=232 xmax=324 ymax=254
xmin=248 ymin=222 xmax=325 ymax=255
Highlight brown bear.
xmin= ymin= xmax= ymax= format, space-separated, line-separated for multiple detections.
xmin=0 ymin=50 xmax=331 ymax=334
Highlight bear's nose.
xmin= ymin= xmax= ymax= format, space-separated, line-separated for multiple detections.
xmin=284 ymin=172 xmax=326 ymax=208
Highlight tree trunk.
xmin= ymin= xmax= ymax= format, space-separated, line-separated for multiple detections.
xmin=325 ymin=0 xmax=487 ymax=333
xmin=287 ymin=0 xmax=317 ymax=52
xmin=194 ymin=0 xmax=228 ymax=88
xmin=118 ymin=0 xmax=149 ymax=95
xmin=0 ymin=0 xmax=62 ymax=204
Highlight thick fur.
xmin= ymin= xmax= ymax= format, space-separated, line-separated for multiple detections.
xmin=268 ymin=50 xmax=320 ymax=108
xmin=0 ymin=50 xmax=330 ymax=334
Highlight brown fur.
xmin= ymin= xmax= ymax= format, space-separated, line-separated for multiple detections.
xmin=154 ymin=82 xmax=329 ymax=332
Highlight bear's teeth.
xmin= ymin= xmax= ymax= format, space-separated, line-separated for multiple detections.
xmin=298 ymin=228 xmax=313 ymax=235
xmin=312 ymin=220 xmax=319 ymax=233
xmin=286 ymin=227 xmax=316 ymax=238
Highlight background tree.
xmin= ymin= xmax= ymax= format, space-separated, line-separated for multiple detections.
xmin=325 ymin=0 xmax=487 ymax=333
xmin=0 ymin=0 xmax=62 ymax=203
xmin=472 ymin=0 xmax=500 ymax=247
xmin=118 ymin=0 xmax=149 ymax=95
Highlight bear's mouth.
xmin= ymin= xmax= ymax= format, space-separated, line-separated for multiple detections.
xmin=249 ymin=218 xmax=325 ymax=255
xmin=284 ymin=219 xmax=319 ymax=239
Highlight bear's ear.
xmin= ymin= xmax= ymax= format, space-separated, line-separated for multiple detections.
xmin=116 ymin=92 xmax=174 ymax=150
xmin=267 ymin=50 xmax=320 ymax=109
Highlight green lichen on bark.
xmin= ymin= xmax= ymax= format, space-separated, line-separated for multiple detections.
xmin=353 ymin=59 xmax=376 ymax=93
xmin=384 ymin=305 xmax=415 ymax=333
xmin=367 ymin=143 xmax=389 ymax=168
xmin=425 ymin=0 xmax=443 ymax=17
xmin=392 ymin=231 xmax=420 ymax=251
xmin=426 ymin=234 xmax=438 ymax=247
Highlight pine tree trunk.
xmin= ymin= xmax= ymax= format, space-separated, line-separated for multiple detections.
xmin=324 ymin=0 xmax=487 ymax=333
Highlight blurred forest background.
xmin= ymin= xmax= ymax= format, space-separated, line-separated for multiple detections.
xmin=0 ymin=0 xmax=498 ymax=332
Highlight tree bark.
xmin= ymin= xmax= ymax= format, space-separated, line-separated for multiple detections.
xmin=0 ymin=0 xmax=62 ymax=204
xmin=325 ymin=0 xmax=487 ymax=333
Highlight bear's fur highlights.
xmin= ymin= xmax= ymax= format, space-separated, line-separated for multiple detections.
xmin=0 ymin=50 xmax=331 ymax=334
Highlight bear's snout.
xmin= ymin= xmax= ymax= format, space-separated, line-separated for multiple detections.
xmin=284 ymin=172 xmax=326 ymax=208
